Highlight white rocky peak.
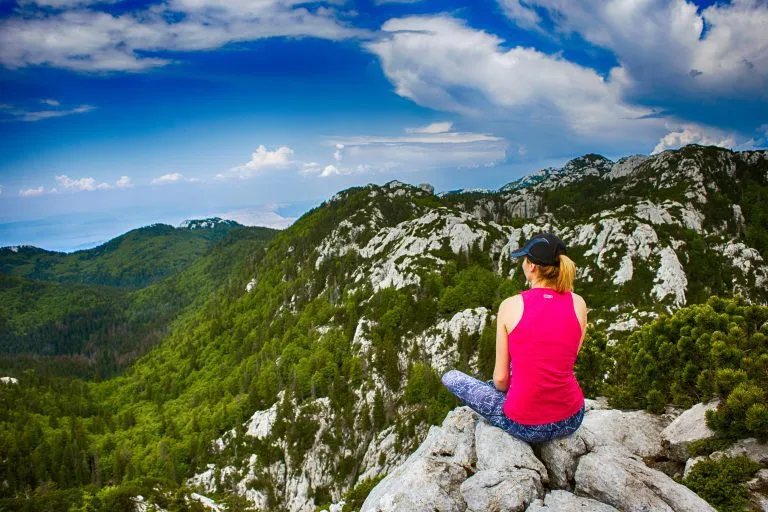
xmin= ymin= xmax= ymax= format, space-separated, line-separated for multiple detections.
xmin=607 ymin=155 xmax=648 ymax=180
xmin=349 ymin=208 xmax=493 ymax=292
xmin=178 ymin=217 xmax=236 ymax=229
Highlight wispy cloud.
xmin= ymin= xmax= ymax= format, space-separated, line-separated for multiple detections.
xmin=302 ymin=124 xmax=507 ymax=177
xmin=19 ymin=186 xmax=44 ymax=197
xmin=0 ymin=101 xmax=94 ymax=122
xmin=406 ymin=121 xmax=453 ymax=134
xmin=216 ymin=145 xmax=296 ymax=180
xmin=0 ymin=3 xmax=367 ymax=72
xmin=17 ymin=175 xmax=134 ymax=197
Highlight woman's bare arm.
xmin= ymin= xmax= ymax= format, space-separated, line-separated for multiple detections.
xmin=493 ymin=295 xmax=523 ymax=391
xmin=572 ymin=292 xmax=588 ymax=352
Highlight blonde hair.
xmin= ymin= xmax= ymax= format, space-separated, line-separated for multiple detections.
xmin=528 ymin=254 xmax=576 ymax=293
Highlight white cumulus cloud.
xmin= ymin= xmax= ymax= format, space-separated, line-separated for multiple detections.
xmin=55 ymin=174 xmax=111 ymax=191
xmin=217 ymin=145 xmax=295 ymax=179
xmin=366 ymin=16 xmax=658 ymax=140
xmin=498 ymin=0 xmax=768 ymax=102
xmin=334 ymin=143 xmax=344 ymax=162
xmin=115 ymin=175 xmax=133 ymax=188
xmin=151 ymin=173 xmax=185 ymax=185
xmin=652 ymin=125 xmax=738 ymax=154
xmin=320 ymin=165 xmax=344 ymax=177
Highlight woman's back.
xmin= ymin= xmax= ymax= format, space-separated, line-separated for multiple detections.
xmin=502 ymin=287 xmax=584 ymax=425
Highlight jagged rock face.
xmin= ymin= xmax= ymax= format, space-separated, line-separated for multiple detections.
xmin=362 ymin=405 xmax=718 ymax=512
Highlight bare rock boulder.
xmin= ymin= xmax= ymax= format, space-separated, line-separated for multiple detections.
xmin=661 ymin=400 xmax=719 ymax=462
xmin=525 ymin=489 xmax=619 ymax=512
xmin=361 ymin=407 xmax=478 ymax=512
xmin=581 ymin=408 xmax=669 ymax=459
xmin=575 ymin=445 xmax=716 ymax=512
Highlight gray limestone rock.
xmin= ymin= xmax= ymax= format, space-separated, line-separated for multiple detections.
xmin=537 ymin=426 xmax=595 ymax=490
xmin=360 ymin=407 xmax=478 ymax=512
xmin=525 ymin=489 xmax=620 ymax=512
xmin=460 ymin=468 xmax=542 ymax=512
xmin=581 ymin=408 xmax=669 ymax=459
xmin=584 ymin=397 xmax=610 ymax=411
xmin=475 ymin=421 xmax=548 ymax=483
xmin=661 ymin=400 xmax=719 ymax=462
xmin=575 ymin=445 xmax=716 ymax=512
xmin=722 ymin=438 xmax=768 ymax=465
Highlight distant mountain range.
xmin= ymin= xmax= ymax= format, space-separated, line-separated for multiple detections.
xmin=0 ymin=219 xmax=277 ymax=378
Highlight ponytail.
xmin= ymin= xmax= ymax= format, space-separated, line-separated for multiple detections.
xmin=556 ymin=254 xmax=576 ymax=293
xmin=535 ymin=254 xmax=576 ymax=293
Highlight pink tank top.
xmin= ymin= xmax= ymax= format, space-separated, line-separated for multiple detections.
xmin=502 ymin=287 xmax=584 ymax=425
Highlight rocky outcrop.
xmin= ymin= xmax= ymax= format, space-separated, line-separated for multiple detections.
xmin=575 ymin=445 xmax=713 ymax=512
xmin=661 ymin=399 xmax=719 ymax=462
xmin=580 ymin=408 xmax=669 ymax=459
xmin=363 ymin=405 xmax=719 ymax=512
xmin=361 ymin=407 xmax=477 ymax=511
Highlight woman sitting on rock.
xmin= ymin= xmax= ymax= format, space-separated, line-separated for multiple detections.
xmin=442 ymin=232 xmax=587 ymax=443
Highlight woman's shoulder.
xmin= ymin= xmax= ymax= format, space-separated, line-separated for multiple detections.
xmin=570 ymin=291 xmax=588 ymax=312
xmin=498 ymin=294 xmax=523 ymax=312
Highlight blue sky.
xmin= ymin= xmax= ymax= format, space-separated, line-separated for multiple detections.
xmin=1 ymin=0 xmax=767 ymax=251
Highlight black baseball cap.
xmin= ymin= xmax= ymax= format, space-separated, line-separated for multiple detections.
xmin=510 ymin=233 xmax=567 ymax=266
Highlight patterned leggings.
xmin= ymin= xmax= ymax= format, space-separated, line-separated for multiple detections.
xmin=441 ymin=369 xmax=584 ymax=444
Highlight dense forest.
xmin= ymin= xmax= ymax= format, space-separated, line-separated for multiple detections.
xmin=1 ymin=145 xmax=766 ymax=512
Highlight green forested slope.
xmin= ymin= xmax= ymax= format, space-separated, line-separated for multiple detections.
xmin=0 ymin=219 xmax=241 ymax=289
xmin=0 ymin=225 xmax=277 ymax=379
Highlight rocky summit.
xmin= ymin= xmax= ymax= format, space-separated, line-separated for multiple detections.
xmin=361 ymin=402 xmax=767 ymax=512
